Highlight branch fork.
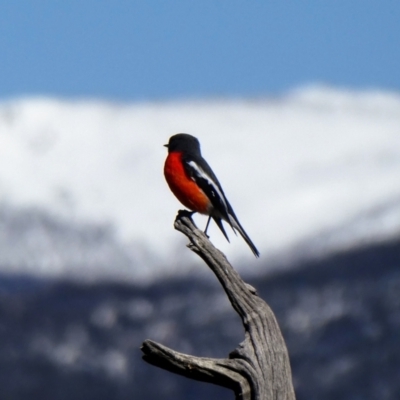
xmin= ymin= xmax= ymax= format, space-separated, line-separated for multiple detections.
xmin=141 ymin=210 xmax=295 ymax=400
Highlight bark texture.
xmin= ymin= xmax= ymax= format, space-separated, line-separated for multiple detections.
xmin=141 ymin=210 xmax=296 ymax=400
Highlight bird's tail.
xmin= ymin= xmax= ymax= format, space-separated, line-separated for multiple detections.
xmin=214 ymin=212 xmax=259 ymax=258
xmin=227 ymin=214 xmax=260 ymax=258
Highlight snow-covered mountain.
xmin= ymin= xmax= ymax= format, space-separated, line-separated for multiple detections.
xmin=0 ymin=85 xmax=399 ymax=282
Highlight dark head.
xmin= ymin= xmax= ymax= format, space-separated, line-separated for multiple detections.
xmin=164 ymin=133 xmax=201 ymax=155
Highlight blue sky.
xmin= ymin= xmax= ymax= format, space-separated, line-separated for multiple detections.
xmin=0 ymin=1 xmax=399 ymax=100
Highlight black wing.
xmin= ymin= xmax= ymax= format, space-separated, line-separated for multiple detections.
xmin=182 ymin=154 xmax=232 ymax=224
xmin=182 ymin=154 xmax=260 ymax=257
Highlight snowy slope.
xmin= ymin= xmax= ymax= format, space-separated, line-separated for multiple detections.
xmin=0 ymin=85 xmax=399 ymax=282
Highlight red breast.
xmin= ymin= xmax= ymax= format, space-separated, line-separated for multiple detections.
xmin=164 ymin=152 xmax=211 ymax=214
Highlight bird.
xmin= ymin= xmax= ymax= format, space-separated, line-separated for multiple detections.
xmin=164 ymin=133 xmax=259 ymax=257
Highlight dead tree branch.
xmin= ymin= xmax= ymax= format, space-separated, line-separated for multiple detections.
xmin=141 ymin=210 xmax=295 ymax=400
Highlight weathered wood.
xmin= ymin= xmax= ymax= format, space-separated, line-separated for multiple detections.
xmin=141 ymin=210 xmax=296 ymax=400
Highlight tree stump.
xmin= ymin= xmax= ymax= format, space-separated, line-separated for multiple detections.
xmin=141 ymin=210 xmax=296 ymax=400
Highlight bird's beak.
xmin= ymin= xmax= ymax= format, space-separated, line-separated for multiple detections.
xmin=163 ymin=144 xmax=168 ymax=148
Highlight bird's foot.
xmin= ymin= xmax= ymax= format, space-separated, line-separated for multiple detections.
xmin=177 ymin=209 xmax=196 ymax=219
